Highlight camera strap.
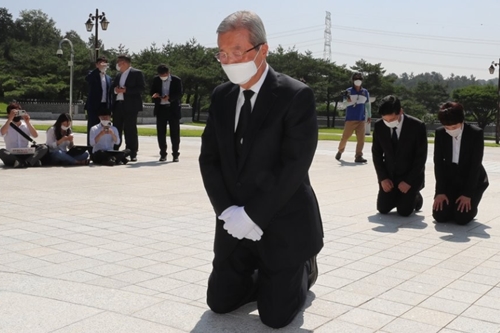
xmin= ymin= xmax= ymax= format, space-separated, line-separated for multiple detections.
xmin=9 ymin=122 xmax=37 ymax=145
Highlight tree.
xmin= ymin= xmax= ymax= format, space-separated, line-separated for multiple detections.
xmin=13 ymin=9 xmax=61 ymax=46
xmin=0 ymin=7 xmax=14 ymax=44
xmin=452 ymin=85 xmax=497 ymax=129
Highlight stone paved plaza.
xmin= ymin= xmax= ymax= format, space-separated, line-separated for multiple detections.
xmin=1 ymin=128 xmax=499 ymax=333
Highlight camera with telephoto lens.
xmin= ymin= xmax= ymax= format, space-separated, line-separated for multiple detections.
xmin=15 ymin=110 xmax=27 ymax=116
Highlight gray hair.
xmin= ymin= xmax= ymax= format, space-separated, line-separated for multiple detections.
xmin=216 ymin=11 xmax=267 ymax=46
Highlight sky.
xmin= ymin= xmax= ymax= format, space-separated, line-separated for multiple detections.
xmin=4 ymin=0 xmax=500 ymax=80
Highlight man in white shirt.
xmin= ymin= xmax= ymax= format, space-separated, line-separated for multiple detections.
xmin=89 ymin=109 xmax=130 ymax=166
xmin=112 ymin=54 xmax=145 ymax=161
xmin=0 ymin=102 xmax=48 ymax=168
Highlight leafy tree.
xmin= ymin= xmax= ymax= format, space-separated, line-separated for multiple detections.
xmin=452 ymin=85 xmax=498 ymax=129
xmin=0 ymin=7 xmax=14 ymax=44
xmin=13 ymin=9 xmax=61 ymax=46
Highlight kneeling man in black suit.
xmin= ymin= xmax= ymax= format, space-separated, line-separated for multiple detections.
xmin=199 ymin=10 xmax=323 ymax=329
xmin=372 ymin=95 xmax=428 ymax=216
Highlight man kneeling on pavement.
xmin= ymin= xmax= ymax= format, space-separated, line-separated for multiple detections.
xmin=0 ymin=102 xmax=48 ymax=168
xmin=89 ymin=109 xmax=130 ymax=166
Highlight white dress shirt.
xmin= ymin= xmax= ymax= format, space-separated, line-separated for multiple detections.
xmin=116 ymin=67 xmax=131 ymax=101
xmin=46 ymin=126 xmax=72 ymax=152
xmin=89 ymin=123 xmax=120 ymax=153
xmin=1 ymin=122 xmax=31 ymax=150
xmin=161 ymin=76 xmax=172 ymax=105
xmin=451 ymin=129 xmax=463 ymax=164
xmin=234 ymin=64 xmax=269 ymax=132
xmin=100 ymin=72 xmax=107 ymax=102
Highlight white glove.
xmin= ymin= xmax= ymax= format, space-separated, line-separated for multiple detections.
xmin=219 ymin=206 xmax=263 ymax=241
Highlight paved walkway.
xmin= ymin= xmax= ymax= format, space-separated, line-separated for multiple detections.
xmin=0 ymin=132 xmax=499 ymax=333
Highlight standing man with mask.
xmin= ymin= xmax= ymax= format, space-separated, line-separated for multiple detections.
xmin=372 ymin=95 xmax=427 ymax=216
xmin=151 ymin=64 xmax=183 ymax=162
xmin=85 ymin=56 xmax=113 ymax=146
xmin=335 ymin=72 xmax=371 ymax=163
xmin=199 ymin=10 xmax=323 ymax=329
xmin=112 ymin=54 xmax=145 ymax=162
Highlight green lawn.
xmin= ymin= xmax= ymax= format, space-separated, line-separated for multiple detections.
xmin=20 ymin=124 xmax=500 ymax=148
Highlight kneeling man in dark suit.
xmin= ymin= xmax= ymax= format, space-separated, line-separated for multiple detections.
xmin=372 ymin=95 xmax=428 ymax=216
xmin=199 ymin=10 xmax=323 ymax=329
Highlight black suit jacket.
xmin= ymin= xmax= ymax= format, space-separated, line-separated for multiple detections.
xmin=150 ymin=75 xmax=183 ymax=118
xmin=434 ymin=123 xmax=489 ymax=197
xmin=372 ymin=114 xmax=428 ymax=189
xmin=112 ymin=67 xmax=145 ymax=112
xmin=85 ymin=68 xmax=113 ymax=113
xmin=199 ymin=67 xmax=323 ymax=269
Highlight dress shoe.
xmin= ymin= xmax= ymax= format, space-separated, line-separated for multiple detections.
xmin=354 ymin=155 xmax=367 ymax=163
xmin=159 ymin=156 xmax=166 ymax=162
xmin=415 ymin=192 xmax=423 ymax=211
xmin=335 ymin=152 xmax=342 ymax=161
xmin=13 ymin=160 xmax=26 ymax=168
xmin=306 ymin=255 xmax=318 ymax=290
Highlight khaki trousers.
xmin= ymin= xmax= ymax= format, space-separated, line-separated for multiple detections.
xmin=337 ymin=120 xmax=366 ymax=157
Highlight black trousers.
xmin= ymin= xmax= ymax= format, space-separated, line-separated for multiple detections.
xmin=86 ymin=103 xmax=106 ymax=146
xmin=156 ymin=105 xmax=180 ymax=158
xmin=432 ymin=165 xmax=487 ymax=225
xmin=377 ymin=181 xmax=421 ymax=217
xmin=207 ymin=239 xmax=308 ymax=329
xmin=0 ymin=146 xmax=48 ymax=167
xmin=113 ymin=102 xmax=139 ymax=158
xmin=91 ymin=150 xmax=130 ymax=165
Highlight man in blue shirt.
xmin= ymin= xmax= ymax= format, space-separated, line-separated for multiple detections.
xmin=335 ymin=72 xmax=371 ymax=163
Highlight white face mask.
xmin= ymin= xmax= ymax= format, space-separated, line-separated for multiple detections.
xmin=160 ymin=75 xmax=169 ymax=81
xmin=116 ymin=64 xmax=121 ymax=71
xmin=221 ymin=48 xmax=263 ymax=85
xmin=445 ymin=127 xmax=462 ymax=138
xmin=383 ymin=119 xmax=399 ymax=128
xmin=61 ymin=125 xmax=70 ymax=131
xmin=354 ymin=80 xmax=362 ymax=87
xmin=99 ymin=64 xmax=108 ymax=73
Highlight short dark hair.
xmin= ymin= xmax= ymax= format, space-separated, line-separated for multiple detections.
xmin=438 ymin=102 xmax=464 ymax=125
xmin=95 ymin=56 xmax=107 ymax=64
xmin=7 ymin=102 xmax=21 ymax=114
xmin=378 ymin=95 xmax=401 ymax=116
xmin=157 ymin=64 xmax=169 ymax=75
xmin=351 ymin=72 xmax=363 ymax=81
xmin=98 ymin=108 xmax=111 ymax=116
xmin=117 ymin=54 xmax=131 ymax=63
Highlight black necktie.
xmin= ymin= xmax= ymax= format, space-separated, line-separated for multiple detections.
xmin=235 ymin=90 xmax=254 ymax=157
xmin=392 ymin=127 xmax=398 ymax=151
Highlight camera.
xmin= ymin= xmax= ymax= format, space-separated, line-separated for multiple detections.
xmin=102 ymin=121 xmax=112 ymax=127
xmin=15 ymin=110 xmax=27 ymax=116
xmin=339 ymin=90 xmax=350 ymax=98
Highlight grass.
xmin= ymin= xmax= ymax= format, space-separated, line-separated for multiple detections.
xmin=21 ymin=124 xmax=500 ymax=147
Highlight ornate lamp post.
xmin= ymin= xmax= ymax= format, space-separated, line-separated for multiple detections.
xmin=85 ymin=9 xmax=109 ymax=61
xmin=56 ymin=38 xmax=74 ymax=117
xmin=488 ymin=60 xmax=500 ymax=144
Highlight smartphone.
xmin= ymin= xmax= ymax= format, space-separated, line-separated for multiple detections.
xmin=15 ymin=110 xmax=27 ymax=116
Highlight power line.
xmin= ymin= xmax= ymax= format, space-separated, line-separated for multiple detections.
xmin=331 ymin=24 xmax=500 ymax=45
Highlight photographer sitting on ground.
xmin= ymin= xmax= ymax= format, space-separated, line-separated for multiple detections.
xmin=89 ymin=109 xmax=130 ymax=166
xmin=0 ymin=102 xmax=48 ymax=168
xmin=46 ymin=113 xmax=89 ymax=166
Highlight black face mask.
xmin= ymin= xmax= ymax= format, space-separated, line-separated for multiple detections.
xmin=12 ymin=116 xmax=22 ymax=122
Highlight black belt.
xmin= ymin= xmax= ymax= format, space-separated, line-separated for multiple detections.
xmin=116 ymin=100 xmax=124 ymax=103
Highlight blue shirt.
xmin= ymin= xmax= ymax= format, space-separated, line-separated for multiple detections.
xmin=344 ymin=87 xmax=370 ymax=121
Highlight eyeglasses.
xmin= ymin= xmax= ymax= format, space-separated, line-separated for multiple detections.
xmin=215 ymin=43 xmax=264 ymax=63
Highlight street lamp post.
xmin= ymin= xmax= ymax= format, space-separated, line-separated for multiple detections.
xmin=85 ymin=9 xmax=109 ymax=61
xmin=56 ymin=38 xmax=74 ymax=117
xmin=488 ymin=59 xmax=500 ymax=144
